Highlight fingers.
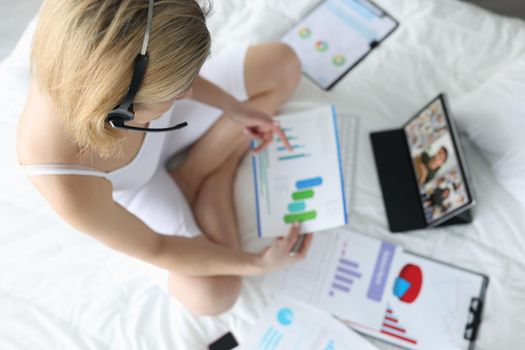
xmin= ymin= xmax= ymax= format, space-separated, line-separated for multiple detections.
xmin=284 ymin=222 xmax=300 ymax=249
xmin=288 ymin=234 xmax=306 ymax=257
xmin=243 ymin=114 xmax=292 ymax=154
xmin=272 ymin=223 xmax=299 ymax=250
xmin=273 ymin=122 xmax=293 ymax=152
xmin=245 ymin=122 xmax=274 ymax=154
xmin=252 ymin=139 xmax=272 ymax=154
xmin=244 ymin=127 xmax=259 ymax=139
xmin=297 ymin=233 xmax=313 ymax=257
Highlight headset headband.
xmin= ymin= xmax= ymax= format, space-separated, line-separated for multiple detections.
xmin=106 ymin=0 xmax=188 ymax=133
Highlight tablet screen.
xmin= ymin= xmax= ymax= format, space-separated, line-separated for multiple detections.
xmin=404 ymin=96 xmax=472 ymax=225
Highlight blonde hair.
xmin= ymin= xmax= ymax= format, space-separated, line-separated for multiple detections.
xmin=32 ymin=0 xmax=211 ymax=157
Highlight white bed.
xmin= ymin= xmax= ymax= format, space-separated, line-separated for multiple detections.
xmin=1 ymin=0 xmax=525 ymax=349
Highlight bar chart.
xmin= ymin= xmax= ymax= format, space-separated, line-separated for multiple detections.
xmin=276 ymin=127 xmax=311 ymax=161
xmin=258 ymin=326 xmax=284 ymax=350
xmin=380 ymin=306 xmax=418 ymax=346
xmin=283 ymin=176 xmax=323 ymax=224
xmin=252 ymin=106 xmax=346 ymax=237
xmin=329 ymin=240 xmax=362 ymax=297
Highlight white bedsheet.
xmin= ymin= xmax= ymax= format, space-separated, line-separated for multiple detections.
xmin=1 ymin=0 xmax=525 ymax=349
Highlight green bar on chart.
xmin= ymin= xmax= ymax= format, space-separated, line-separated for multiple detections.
xmin=284 ymin=210 xmax=317 ymax=223
xmin=292 ymin=189 xmax=314 ymax=200
xmin=277 ymin=145 xmax=302 ymax=152
xmin=278 ymin=153 xmax=310 ymax=161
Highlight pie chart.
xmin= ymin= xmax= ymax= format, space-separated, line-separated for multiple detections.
xmin=393 ymin=264 xmax=423 ymax=303
xmin=315 ymin=40 xmax=329 ymax=52
xmin=299 ymin=27 xmax=312 ymax=39
xmin=332 ymin=54 xmax=346 ymax=67
xmin=276 ymin=307 xmax=294 ymax=326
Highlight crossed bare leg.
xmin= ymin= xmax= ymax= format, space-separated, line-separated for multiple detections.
xmin=166 ymin=42 xmax=301 ymax=316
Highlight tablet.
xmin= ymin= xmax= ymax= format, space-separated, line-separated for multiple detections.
xmin=282 ymin=0 xmax=399 ymax=90
xmin=403 ymin=94 xmax=475 ymax=226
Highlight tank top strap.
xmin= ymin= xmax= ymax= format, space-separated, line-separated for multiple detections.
xmin=19 ymin=163 xmax=111 ymax=180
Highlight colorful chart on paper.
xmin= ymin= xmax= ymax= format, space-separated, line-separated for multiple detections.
xmin=252 ymin=106 xmax=347 ymax=237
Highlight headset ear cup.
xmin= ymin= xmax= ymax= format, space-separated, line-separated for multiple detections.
xmin=106 ymin=108 xmax=135 ymax=128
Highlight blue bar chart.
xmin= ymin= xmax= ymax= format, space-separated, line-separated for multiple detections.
xmin=276 ymin=127 xmax=311 ymax=161
xmin=258 ymin=326 xmax=284 ymax=350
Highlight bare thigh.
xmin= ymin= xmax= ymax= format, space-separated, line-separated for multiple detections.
xmin=165 ymin=43 xmax=301 ymax=316
xmin=172 ymin=42 xmax=301 ymax=205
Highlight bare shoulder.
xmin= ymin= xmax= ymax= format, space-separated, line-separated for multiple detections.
xmin=28 ymin=172 xmax=114 ymax=218
xmin=17 ymin=79 xmax=78 ymax=167
xmin=15 ymin=80 xmax=112 ymax=213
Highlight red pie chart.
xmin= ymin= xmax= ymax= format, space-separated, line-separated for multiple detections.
xmin=393 ymin=264 xmax=423 ymax=303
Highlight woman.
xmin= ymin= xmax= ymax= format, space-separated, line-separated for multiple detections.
xmin=16 ymin=0 xmax=312 ymax=316
xmin=413 ymin=146 xmax=449 ymax=185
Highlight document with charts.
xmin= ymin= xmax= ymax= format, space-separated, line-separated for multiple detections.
xmin=282 ymin=0 xmax=398 ymax=89
xmin=263 ymin=229 xmax=403 ymax=330
xmin=263 ymin=229 xmax=488 ymax=350
xmin=237 ymin=296 xmax=379 ymax=350
xmin=251 ymin=105 xmax=347 ymax=238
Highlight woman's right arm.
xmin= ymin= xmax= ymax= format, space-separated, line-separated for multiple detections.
xmin=28 ymin=175 xmax=311 ymax=277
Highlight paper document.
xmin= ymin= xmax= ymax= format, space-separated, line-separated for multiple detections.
xmin=347 ymin=251 xmax=487 ymax=350
xmin=263 ymin=229 xmax=402 ymax=329
xmin=251 ymin=106 xmax=347 ymax=238
xmin=238 ymin=296 xmax=379 ymax=350
xmin=263 ymin=229 xmax=488 ymax=350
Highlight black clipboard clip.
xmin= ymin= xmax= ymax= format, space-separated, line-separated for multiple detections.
xmin=369 ymin=40 xmax=380 ymax=49
xmin=464 ymin=297 xmax=483 ymax=341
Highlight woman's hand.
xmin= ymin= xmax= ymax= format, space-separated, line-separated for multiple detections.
xmin=257 ymin=222 xmax=313 ymax=273
xmin=225 ymin=99 xmax=292 ymax=154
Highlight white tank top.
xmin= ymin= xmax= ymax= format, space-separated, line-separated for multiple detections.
xmin=19 ymin=106 xmax=174 ymax=192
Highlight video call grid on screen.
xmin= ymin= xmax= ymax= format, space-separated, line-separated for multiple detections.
xmin=403 ymin=95 xmax=473 ymax=225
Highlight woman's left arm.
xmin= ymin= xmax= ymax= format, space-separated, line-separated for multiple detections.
xmin=190 ymin=76 xmax=291 ymax=153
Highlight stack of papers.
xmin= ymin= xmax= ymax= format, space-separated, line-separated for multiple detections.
xmin=263 ymin=229 xmax=487 ymax=350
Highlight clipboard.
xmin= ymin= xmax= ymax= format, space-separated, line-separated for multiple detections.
xmin=382 ymin=251 xmax=489 ymax=350
xmin=262 ymin=229 xmax=489 ymax=350
xmin=282 ymin=0 xmax=399 ymax=90
xmin=341 ymin=251 xmax=489 ymax=350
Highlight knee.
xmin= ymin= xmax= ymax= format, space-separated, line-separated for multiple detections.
xmin=190 ymin=276 xmax=241 ymax=316
xmin=270 ymin=43 xmax=302 ymax=94
xmin=169 ymin=275 xmax=242 ymax=316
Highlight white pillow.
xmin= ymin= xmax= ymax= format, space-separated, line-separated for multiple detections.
xmin=452 ymin=57 xmax=525 ymax=208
